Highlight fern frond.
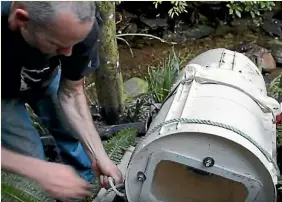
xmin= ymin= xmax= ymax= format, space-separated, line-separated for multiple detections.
xmin=103 ymin=128 xmax=138 ymax=164
xmin=278 ymin=124 xmax=282 ymax=145
xmin=1 ymin=171 xmax=54 ymax=202
xmin=268 ymin=74 xmax=282 ymax=100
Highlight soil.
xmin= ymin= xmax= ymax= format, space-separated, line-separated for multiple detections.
xmin=118 ymin=26 xmax=282 ymax=82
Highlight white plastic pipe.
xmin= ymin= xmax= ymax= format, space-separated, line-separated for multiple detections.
xmin=125 ymin=48 xmax=281 ymax=202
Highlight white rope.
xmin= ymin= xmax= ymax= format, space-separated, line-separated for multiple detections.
xmin=108 ymin=177 xmax=125 ymax=197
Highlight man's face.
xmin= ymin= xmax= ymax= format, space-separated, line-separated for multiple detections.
xmin=13 ymin=7 xmax=94 ymax=56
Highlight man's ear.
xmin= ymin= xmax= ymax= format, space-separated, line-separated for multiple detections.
xmin=14 ymin=8 xmax=30 ymax=28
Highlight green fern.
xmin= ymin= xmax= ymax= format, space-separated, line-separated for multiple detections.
xmin=278 ymin=124 xmax=282 ymax=145
xmin=103 ymin=128 xmax=138 ymax=164
xmin=2 ymin=183 xmax=44 ymax=202
xmin=1 ymin=171 xmax=54 ymax=202
xmin=267 ymin=74 xmax=282 ymax=144
xmin=268 ymin=74 xmax=282 ymax=101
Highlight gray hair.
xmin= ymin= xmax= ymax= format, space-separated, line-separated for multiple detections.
xmin=15 ymin=1 xmax=96 ymax=29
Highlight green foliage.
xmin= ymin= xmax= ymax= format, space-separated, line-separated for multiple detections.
xmin=123 ymin=94 xmax=149 ymax=122
xmin=268 ymin=74 xmax=282 ymax=145
xmin=1 ymin=183 xmax=50 ymax=202
xmin=267 ymin=74 xmax=282 ymax=145
xmin=268 ymin=74 xmax=282 ymax=101
xmin=152 ymin=1 xmax=275 ymax=19
xmin=103 ymin=128 xmax=138 ymax=164
xmin=1 ymin=171 xmax=54 ymax=202
xmin=153 ymin=1 xmax=188 ymax=18
xmin=2 ymin=184 xmax=37 ymax=202
xmin=146 ymin=48 xmax=180 ymax=103
xmin=278 ymin=124 xmax=282 ymax=145
xmin=226 ymin=1 xmax=276 ymax=18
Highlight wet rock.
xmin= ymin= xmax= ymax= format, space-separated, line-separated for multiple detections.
xmin=230 ymin=18 xmax=261 ymax=33
xmin=163 ymin=30 xmax=186 ymax=44
xmin=239 ymin=43 xmax=268 ymax=58
xmin=261 ymin=18 xmax=282 ymax=38
xmin=233 ymin=42 xmax=276 ymax=73
xmin=244 ymin=45 xmax=270 ymax=72
xmin=232 ymin=41 xmax=256 ymax=53
xmin=257 ymin=52 xmax=277 ymax=73
xmin=140 ymin=17 xmax=168 ymax=30
xmin=271 ymin=45 xmax=282 ymax=64
xmin=180 ymin=24 xmax=215 ymax=39
xmin=122 ymin=23 xmax=138 ymax=41
xmin=257 ymin=39 xmax=282 ymax=64
xmin=123 ymin=77 xmax=149 ymax=99
xmin=230 ymin=18 xmax=261 ymax=28
xmin=163 ymin=24 xmax=215 ymax=43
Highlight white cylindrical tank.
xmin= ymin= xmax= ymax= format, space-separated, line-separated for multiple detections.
xmin=125 ymin=48 xmax=281 ymax=202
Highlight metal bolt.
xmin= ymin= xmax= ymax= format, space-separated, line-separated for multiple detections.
xmin=137 ymin=171 xmax=146 ymax=182
xmin=203 ymin=157 xmax=215 ymax=167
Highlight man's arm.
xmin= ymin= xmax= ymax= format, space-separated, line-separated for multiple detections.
xmin=1 ymin=147 xmax=43 ymax=179
xmin=1 ymin=147 xmax=92 ymax=200
xmin=57 ymin=22 xmax=123 ymax=185
xmin=58 ymin=77 xmax=107 ymax=160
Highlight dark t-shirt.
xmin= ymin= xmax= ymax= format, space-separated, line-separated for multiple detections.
xmin=1 ymin=1 xmax=100 ymax=98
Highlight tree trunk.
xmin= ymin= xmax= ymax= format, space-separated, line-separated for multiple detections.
xmin=87 ymin=1 xmax=124 ymax=124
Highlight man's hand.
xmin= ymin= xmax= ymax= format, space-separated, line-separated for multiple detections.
xmin=58 ymin=78 xmax=124 ymax=187
xmin=33 ymin=161 xmax=92 ymax=201
xmin=2 ymin=147 xmax=92 ymax=201
xmin=92 ymin=155 xmax=123 ymax=188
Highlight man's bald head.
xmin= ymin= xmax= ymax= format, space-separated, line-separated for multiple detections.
xmin=9 ymin=1 xmax=97 ymax=56
xmin=14 ymin=1 xmax=96 ymax=30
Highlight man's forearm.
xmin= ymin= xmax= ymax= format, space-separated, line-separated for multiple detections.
xmin=58 ymin=87 xmax=107 ymax=160
xmin=1 ymin=147 xmax=43 ymax=180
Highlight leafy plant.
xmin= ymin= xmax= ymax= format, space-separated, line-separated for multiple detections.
xmin=146 ymin=48 xmax=180 ymax=103
xmin=226 ymin=1 xmax=276 ymax=18
xmin=153 ymin=1 xmax=188 ymax=18
xmin=266 ymin=73 xmax=282 ymax=146
xmin=278 ymin=124 xmax=282 ymax=145
xmin=268 ymin=74 xmax=282 ymax=101
xmin=103 ymin=128 xmax=138 ymax=164
xmin=123 ymin=93 xmax=151 ymax=122
xmin=1 ymin=183 xmax=45 ymax=202
xmin=1 ymin=171 xmax=54 ymax=202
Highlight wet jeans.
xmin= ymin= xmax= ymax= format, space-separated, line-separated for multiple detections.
xmin=1 ymin=71 xmax=94 ymax=183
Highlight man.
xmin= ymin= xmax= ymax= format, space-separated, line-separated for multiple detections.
xmin=1 ymin=1 xmax=123 ymax=201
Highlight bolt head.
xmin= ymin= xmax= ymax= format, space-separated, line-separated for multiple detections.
xmin=203 ymin=157 xmax=215 ymax=167
xmin=137 ymin=171 xmax=146 ymax=182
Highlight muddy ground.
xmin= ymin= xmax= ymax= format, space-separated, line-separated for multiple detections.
xmin=118 ymin=25 xmax=281 ymax=82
